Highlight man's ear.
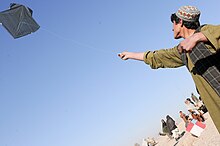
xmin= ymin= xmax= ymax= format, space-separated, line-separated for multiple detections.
xmin=179 ymin=19 xmax=184 ymax=27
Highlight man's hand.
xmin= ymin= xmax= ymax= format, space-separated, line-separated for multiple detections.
xmin=118 ymin=52 xmax=145 ymax=61
xmin=178 ymin=32 xmax=208 ymax=53
xmin=118 ymin=52 xmax=130 ymax=60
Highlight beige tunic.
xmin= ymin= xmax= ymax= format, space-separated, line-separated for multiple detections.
xmin=143 ymin=25 xmax=220 ymax=133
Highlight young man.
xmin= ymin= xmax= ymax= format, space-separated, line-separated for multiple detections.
xmin=118 ymin=6 xmax=220 ymax=133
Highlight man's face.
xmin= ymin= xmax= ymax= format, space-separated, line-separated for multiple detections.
xmin=172 ymin=21 xmax=182 ymax=39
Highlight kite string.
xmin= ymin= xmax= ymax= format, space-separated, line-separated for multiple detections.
xmin=40 ymin=26 xmax=115 ymax=55
xmin=19 ymin=22 xmax=116 ymax=55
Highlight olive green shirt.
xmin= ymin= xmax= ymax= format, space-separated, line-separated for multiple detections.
xmin=144 ymin=24 xmax=220 ymax=133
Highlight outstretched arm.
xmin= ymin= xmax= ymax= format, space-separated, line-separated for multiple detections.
xmin=118 ymin=52 xmax=145 ymax=61
xmin=118 ymin=47 xmax=184 ymax=69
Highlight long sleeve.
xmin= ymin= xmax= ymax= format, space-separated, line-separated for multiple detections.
xmin=143 ymin=46 xmax=184 ymax=69
xmin=201 ymin=25 xmax=220 ymax=51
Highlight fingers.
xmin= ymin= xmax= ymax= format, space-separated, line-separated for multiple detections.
xmin=179 ymin=37 xmax=196 ymax=53
xmin=118 ymin=53 xmax=123 ymax=58
xmin=118 ymin=53 xmax=127 ymax=60
xmin=178 ymin=44 xmax=192 ymax=54
xmin=177 ymin=45 xmax=183 ymax=53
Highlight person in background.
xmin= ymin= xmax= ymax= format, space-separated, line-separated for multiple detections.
xmin=179 ymin=111 xmax=191 ymax=127
xmin=166 ymin=115 xmax=181 ymax=141
xmin=191 ymin=93 xmax=208 ymax=114
xmin=146 ymin=137 xmax=157 ymax=146
xmin=188 ymin=109 xmax=203 ymax=122
xmin=185 ymin=98 xmax=205 ymax=122
xmin=159 ymin=119 xmax=173 ymax=139
xmin=191 ymin=93 xmax=203 ymax=109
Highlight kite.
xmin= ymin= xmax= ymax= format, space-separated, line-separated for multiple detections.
xmin=0 ymin=3 xmax=40 ymax=39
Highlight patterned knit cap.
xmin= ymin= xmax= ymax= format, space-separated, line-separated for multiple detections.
xmin=176 ymin=6 xmax=200 ymax=22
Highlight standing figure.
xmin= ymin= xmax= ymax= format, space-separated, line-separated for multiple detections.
xmin=166 ymin=115 xmax=181 ymax=141
xmin=159 ymin=119 xmax=172 ymax=139
xmin=191 ymin=93 xmax=203 ymax=109
xmin=179 ymin=111 xmax=190 ymax=128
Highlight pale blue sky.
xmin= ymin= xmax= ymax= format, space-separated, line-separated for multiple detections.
xmin=0 ymin=1 xmax=219 ymax=146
